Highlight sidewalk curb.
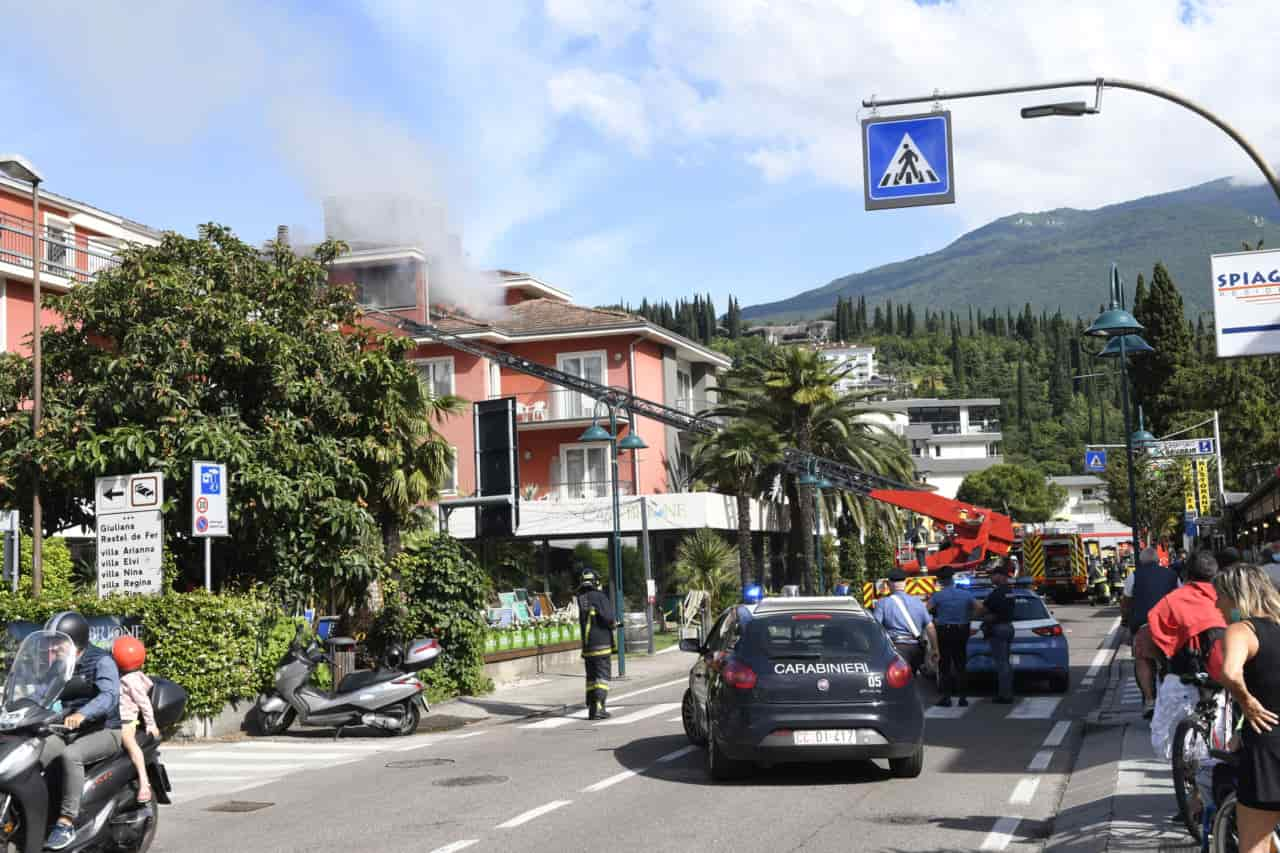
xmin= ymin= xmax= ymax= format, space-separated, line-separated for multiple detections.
xmin=1044 ymin=630 xmax=1129 ymax=852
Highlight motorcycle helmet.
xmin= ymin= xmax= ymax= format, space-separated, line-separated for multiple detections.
xmin=384 ymin=644 xmax=404 ymax=669
xmin=112 ymin=636 xmax=147 ymax=673
xmin=44 ymin=611 xmax=90 ymax=652
xmin=578 ymin=567 xmax=599 ymax=591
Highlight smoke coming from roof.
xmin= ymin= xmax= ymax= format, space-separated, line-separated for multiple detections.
xmin=3 ymin=0 xmax=504 ymax=318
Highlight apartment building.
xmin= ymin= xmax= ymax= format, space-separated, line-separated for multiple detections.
xmin=328 ymin=243 xmax=787 ymax=547
xmin=1047 ymin=475 xmax=1131 ymax=539
xmin=0 ymin=172 xmax=160 ymax=353
xmin=865 ymin=397 xmax=1004 ymax=499
xmin=820 ymin=345 xmax=877 ymax=393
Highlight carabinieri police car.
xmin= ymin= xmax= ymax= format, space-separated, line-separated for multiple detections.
xmin=679 ymin=594 xmax=925 ymax=781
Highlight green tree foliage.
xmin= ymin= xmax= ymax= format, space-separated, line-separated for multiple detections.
xmin=1131 ymin=263 xmax=1193 ymax=431
xmin=863 ymin=525 xmax=895 ymax=581
xmin=672 ymin=528 xmax=738 ymax=615
xmin=955 ymin=464 xmax=1067 ymax=523
xmin=0 ymin=227 xmax=457 ymax=607
xmin=837 ymin=515 xmax=866 ymax=591
xmin=713 ymin=348 xmax=912 ymax=592
xmin=17 ymin=536 xmax=76 ymax=599
xmin=372 ymin=534 xmax=491 ymax=700
xmin=692 ymin=419 xmax=781 ymax=589
xmin=1100 ymin=455 xmax=1188 ymax=538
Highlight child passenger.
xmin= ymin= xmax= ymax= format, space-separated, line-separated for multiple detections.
xmin=111 ymin=637 xmax=160 ymax=804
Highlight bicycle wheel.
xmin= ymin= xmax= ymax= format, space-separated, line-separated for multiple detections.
xmin=1209 ymin=793 xmax=1237 ymax=853
xmin=1172 ymin=716 xmax=1208 ymax=842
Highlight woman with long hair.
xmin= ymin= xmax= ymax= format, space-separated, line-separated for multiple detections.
xmin=1214 ymin=563 xmax=1280 ymax=853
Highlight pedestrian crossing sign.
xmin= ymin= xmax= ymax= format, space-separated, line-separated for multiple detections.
xmin=862 ymin=111 xmax=955 ymax=210
xmin=1084 ymin=450 xmax=1107 ymax=472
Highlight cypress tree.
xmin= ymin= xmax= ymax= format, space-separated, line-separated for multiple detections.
xmin=950 ymin=325 xmax=965 ymax=396
xmin=727 ymin=296 xmax=742 ymax=339
xmin=1129 ymin=262 xmax=1193 ymax=429
xmin=1016 ymin=359 xmax=1028 ymax=426
xmin=905 ymin=304 xmax=917 ymax=337
xmin=873 ymin=305 xmax=884 ymax=333
xmin=885 ymin=299 xmax=895 ymax=335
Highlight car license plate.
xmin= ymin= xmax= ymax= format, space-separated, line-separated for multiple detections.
xmin=1010 ymin=655 xmax=1023 ymax=665
xmin=794 ymin=729 xmax=858 ymax=746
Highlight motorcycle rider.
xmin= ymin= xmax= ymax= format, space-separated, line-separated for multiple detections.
xmin=38 ymin=612 xmax=122 ymax=851
xmin=576 ymin=567 xmax=618 ymax=720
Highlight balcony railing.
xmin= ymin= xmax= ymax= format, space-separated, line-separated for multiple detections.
xmin=0 ymin=212 xmax=120 ymax=282
xmin=971 ymin=420 xmax=1002 ymax=434
xmin=495 ymin=389 xmax=633 ymax=425
xmin=527 ymin=479 xmax=637 ymax=502
xmin=672 ymin=396 xmax=713 ymax=416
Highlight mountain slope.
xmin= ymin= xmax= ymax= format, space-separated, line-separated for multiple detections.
xmin=743 ymin=178 xmax=1280 ymax=321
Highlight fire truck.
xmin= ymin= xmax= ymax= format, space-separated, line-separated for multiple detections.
xmin=1018 ymin=526 xmax=1089 ymax=603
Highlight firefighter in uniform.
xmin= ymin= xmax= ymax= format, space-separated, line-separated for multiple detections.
xmin=576 ymin=568 xmax=618 ymax=720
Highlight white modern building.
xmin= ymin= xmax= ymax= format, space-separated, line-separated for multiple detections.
xmin=821 ymin=345 xmax=877 ymax=393
xmin=864 ymin=398 xmax=1004 ymax=499
xmin=1047 ymin=475 xmax=1131 ymax=538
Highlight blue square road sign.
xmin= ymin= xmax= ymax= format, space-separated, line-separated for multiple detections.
xmin=862 ymin=111 xmax=955 ymax=211
xmin=1084 ymin=450 xmax=1108 ymax=473
xmin=200 ymin=465 xmax=221 ymax=495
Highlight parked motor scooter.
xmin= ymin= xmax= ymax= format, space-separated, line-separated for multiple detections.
xmin=0 ymin=629 xmax=186 ymax=853
xmin=256 ymin=628 xmax=440 ymax=737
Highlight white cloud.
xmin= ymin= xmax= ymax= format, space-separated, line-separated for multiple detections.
xmin=549 ymin=69 xmax=652 ymax=153
xmin=539 ymin=0 xmax=1280 ymax=228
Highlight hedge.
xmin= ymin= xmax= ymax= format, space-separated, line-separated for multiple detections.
xmin=0 ymin=589 xmax=291 ymax=720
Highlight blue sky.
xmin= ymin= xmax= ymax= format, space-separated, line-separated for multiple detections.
xmin=2 ymin=1 xmax=1275 ymax=312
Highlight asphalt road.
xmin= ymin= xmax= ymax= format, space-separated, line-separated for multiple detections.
xmin=156 ymin=604 xmax=1122 ymax=853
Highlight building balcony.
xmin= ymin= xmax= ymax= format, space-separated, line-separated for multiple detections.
xmin=671 ymin=396 xmax=714 ymax=416
xmin=496 ymin=389 xmax=631 ymax=431
xmin=0 ymin=213 xmax=120 ymax=283
xmin=525 ymin=478 xmax=637 ymax=502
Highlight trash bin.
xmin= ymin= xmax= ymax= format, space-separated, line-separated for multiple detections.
xmin=327 ymin=636 xmax=356 ymax=688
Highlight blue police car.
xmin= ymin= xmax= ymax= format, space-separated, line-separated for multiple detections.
xmin=959 ymin=578 xmax=1071 ymax=692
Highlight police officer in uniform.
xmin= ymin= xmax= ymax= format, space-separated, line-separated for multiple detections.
xmin=576 ymin=567 xmax=618 ymax=720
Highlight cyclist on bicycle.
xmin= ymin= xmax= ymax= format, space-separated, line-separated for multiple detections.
xmin=1148 ymin=551 xmax=1228 ymax=682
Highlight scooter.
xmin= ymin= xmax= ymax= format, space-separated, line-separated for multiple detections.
xmin=0 ymin=629 xmax=186 ymax=853
xmin=256 ymin=628 xmax=440 ymax=738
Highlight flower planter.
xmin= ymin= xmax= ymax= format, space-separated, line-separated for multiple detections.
xmin=498 ymin=632 xmax=514 ymax=651
xmin=485 ymin=633 xmax=499 ymax=655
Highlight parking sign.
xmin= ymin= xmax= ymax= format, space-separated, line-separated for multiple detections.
xmin=191 ymin=461 xmax=229 ymax=537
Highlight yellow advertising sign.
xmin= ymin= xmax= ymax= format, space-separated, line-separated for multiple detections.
xmin=1196 ymin=459 xmax=1212 ymax=515
xmin=1183 ymin=459 xmax=1197 ymax=514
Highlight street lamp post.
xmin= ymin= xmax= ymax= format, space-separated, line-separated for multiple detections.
xmin=1087 ymin=264 xmax=1152 ymax=564
xmin=862 ymin=77 xmax=1280 ymax=205
xmin=0 ymin=156 xmax=45 ymax=598
xmin=581 ymin=403 xmax=647 ymax=679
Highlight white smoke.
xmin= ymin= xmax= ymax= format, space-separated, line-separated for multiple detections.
xmin=0 ymin=0 xmax=504 ymax=318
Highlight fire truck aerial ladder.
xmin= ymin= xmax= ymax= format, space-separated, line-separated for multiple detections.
xmin=360 ymin=308 xmax=1014 ymax=573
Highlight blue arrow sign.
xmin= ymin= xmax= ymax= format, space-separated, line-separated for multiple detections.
xmin=862 ymin=111 xmax=955 ymax=210
xmin=1084 ymin=450 xmax=1108 ymax=473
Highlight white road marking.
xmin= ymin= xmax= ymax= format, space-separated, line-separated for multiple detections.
xmin=520 ymin=709 xmax=592 ymax=730
xmin=496 ymin=800 xmax=573 ymax=829
xmin=667 ymin=716 xmax=683 ymax=723
xmin=925 ymin=699 xmax=982 ymax=719
xmin=1007 ymin=697 xmax=1060 ymax=720
xmin=611 ymin=678 xmax=687 ymax=702
xmin=1043 ymin=721 xmax=1071 ymax=748
xmin=1028 ymin=749 xmax=1054 ymax=771
xmin=165 ymin=761 xmax=326 ymax=772
xmin=597 ymin=703 xmax=681 ymax=726
xmin=656 ymin=644 xmax=684 ymax=654
xmin=428 ymin=841 xmax=478 ymax=853
xmin=387 ymin=737 xmax=444 ymax=751
xmin=1084 ymin=647 xmax=1114 ymax=680
xmin=656 ymin=745 xmax=697 ymax=763
xmin=981 ymin=815 xmax=1022 ymax=850
xmin=168 ymin=750 xmax=357 ymax=761
xmin=452 ymin=731 xmax=488 ymax=740
xmin=582 ymin=769 xmax=639 ymax=792
xmin=1009 ymin=777 xmax=1040 ymax=805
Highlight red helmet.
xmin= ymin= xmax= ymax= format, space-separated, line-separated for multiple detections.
xmin=112 ymin=636 xmax=146 ymax=673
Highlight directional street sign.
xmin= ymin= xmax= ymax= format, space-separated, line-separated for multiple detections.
xmin=1084 ymin=449 xmax=1108 ymax=473
xmin=862 ymin=111 xmax=955 ymax=211
xmin=1148 ymin=438 xmax=1216 ymax=458
xmin=94 ymin=472 xmax=165 ymax=597
xmin=191 ymin=461 xmax=229 ymax=538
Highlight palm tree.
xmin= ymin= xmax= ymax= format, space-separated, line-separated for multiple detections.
xmin=713 ymin=348 xmax=913 ymax=593
xmin=692 ymin=418 xmax=781 ymax=590
xmin=672 ymin=527 xmax=738 ymax=615
xmin=365 ymin=370 xmax=465 ymax=560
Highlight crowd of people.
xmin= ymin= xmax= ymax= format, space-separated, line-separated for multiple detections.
xmin=1123 ymin=547 xmax=1280 ymax=853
